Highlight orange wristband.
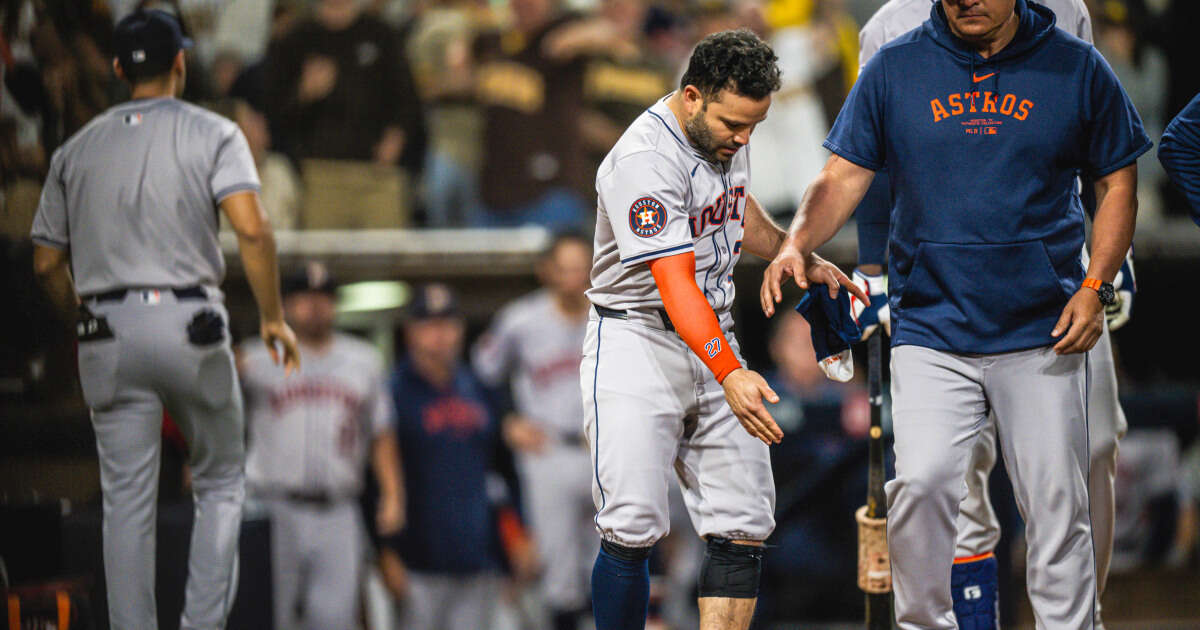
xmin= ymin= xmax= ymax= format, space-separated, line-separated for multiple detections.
xmin=647 ymin=253 xmax=742 ymax=383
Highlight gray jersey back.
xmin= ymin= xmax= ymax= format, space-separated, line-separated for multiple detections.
xmin=587 ymin=95 xmax=750 ymax=315
xmin=859 ymin=0 xmax=1091 ymax=68
xmin=31 ymin=97 xmax=260 ymax=296
xmin=472 ymin=290 xmax=586 ymax=435
xmin=241 ymin=333 xmax=394 ymax=498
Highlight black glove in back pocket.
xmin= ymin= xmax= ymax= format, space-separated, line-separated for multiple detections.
xmin=187 ymin=309 xmax=226 ymax=346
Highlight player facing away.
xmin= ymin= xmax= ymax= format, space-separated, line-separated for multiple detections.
xmin=582 ymin=29 xmax=867 ymax=630
xmin=762 ymin=0 xmax=1150 ymax=628
xmin=29 ymin=10 xmax=301 ymax=630
xmin=849 ymin=1 xmax=1131 ymax=628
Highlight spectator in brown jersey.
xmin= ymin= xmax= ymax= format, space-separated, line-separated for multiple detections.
xmin=470 ymin=0 xmax=629 ymax=230
xmin=265 ymin=0 xmax=426 ymax=174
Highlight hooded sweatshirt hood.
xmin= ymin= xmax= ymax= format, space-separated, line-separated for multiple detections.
xmin=822 ymin=0 xmax=1151 ymax=355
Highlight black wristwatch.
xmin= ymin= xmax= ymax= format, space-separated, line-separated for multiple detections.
xmin=1082 ymin=278 xmax=1116 ymax=307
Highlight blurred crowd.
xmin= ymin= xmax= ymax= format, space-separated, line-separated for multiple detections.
xmin=4 ymin=0 xmax=1200 ymax=237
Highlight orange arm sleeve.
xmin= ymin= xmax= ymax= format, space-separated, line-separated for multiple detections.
xmin=648 ymin=252 xmax=742 ymax=383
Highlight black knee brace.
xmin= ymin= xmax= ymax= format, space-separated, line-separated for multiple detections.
xmin=697 ymin=537 xmax=764 ymax=599
xmin=601 ymin=539 xmax=653 ymax=563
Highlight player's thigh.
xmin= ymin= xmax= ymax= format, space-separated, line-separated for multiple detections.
xmin=582 ymin=315 xmax=692 ymax=544
xmin=955 ymin=420 xmax=1001 ymax=557
xmin=1087 ymin=323 xmax=1127 ymax=462
xmin=444 ymin=573 xmax=499 ymax=630
xmin=159 ymin=303 xmax=245 ymax=477
xmin=676 ymin=375 xmax=776 ymax=541
xmin=401 ymin=572 xmax=451 ymax=630
xmin=304 ymin=503 xmax=365 ymax=630
xmin=266 ymin=501 xmax=306 ymax=628
xmin=888 ymin=346 xmax=989 ymax=500
xmin=984 ymin=347 xmax=1088 ymax=511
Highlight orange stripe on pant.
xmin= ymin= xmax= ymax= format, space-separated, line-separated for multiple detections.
xmin=953 ymin=551 xmax=995 ymax=564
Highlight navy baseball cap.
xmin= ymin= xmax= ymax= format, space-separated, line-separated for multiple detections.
xmin=405 ymin=283 xmax=460 ymax=320
xmin=282 ymin=261 xmax=337 ymax=297
xmin=114 ymin=10 xmax=193 ymax=80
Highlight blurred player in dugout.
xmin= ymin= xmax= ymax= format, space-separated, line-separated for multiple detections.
xmin=473 ymin=232 xmax=597 ymax=630
xmin=238 ymin=261 xmax=404 ymax=630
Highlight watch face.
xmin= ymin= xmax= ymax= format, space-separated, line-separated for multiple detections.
xmin=1098 ymin=283 xmax=1116 ymax=306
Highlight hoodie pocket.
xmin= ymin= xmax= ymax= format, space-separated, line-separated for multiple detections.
xmin=897 ymin=240 xmax=1071 ymax=343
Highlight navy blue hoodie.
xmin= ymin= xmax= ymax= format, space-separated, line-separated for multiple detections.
xmin=826 ymin=0 xmax=1151 ymax=354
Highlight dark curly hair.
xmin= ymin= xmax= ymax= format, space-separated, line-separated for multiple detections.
xmin=680 ymin=29 xmax=781 ymax=101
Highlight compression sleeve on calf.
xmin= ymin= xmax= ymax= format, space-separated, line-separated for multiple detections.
xmin=647 ymin=252 xmax=742 ymax=384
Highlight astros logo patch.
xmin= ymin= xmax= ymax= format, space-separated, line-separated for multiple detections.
xmin=629 ymin=197 xmax=667 ymax=238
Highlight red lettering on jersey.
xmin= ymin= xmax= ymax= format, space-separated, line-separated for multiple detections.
xmin=931 ymin=98 xmax=950 ymax=122
xmin=422 ymin=397 xmax=487 ymax=438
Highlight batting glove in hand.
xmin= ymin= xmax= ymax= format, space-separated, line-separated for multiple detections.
xmin=1106 ymin=253 xmax=1136 ymax=331
xmin=851 ymin=268 xmax=890 ymax=341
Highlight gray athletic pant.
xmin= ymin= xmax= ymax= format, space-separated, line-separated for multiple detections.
xmin=516 ymin=442 xmax=598 ymax=611
xmin=888 ymin=344 xmax=1095 ymax=630
xmin=262 ymin=497 xmax=364 ymax=630
xmin=79 ymin=292 xmax=244 ymax=630
xmin=400 ymin=571 xmax=498 ymax=630
xmin=954 ymin=325 xmax=1126 ymax=627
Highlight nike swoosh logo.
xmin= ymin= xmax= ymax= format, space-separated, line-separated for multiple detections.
xmin=972 ymin=72 xmax=995 ymax=83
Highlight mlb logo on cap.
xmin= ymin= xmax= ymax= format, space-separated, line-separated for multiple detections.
xmin=113 ymin=9 xmax=193 ymax=81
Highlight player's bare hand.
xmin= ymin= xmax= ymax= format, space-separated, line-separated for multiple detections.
xmin=376 ymin=493 xmax=405 ymax=537
xmin=503 ymin=413 xmax=549 ymax=454
xmin=1051 ymin=289 xmax=1104 ymax=355
xmin=761 ymin=246 xmax=867 ymax=317
xmin=261 ymin=319 xmax=301 ymax=376
xmin=379 ymin=549 xmax=410 ymax=600
xmin=721 ymin=368 xmax=783 ymax=444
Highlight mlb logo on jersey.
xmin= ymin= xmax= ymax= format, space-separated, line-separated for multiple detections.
xmin=629 ymin=196 xmax=667 ymax=238
xmin=124 ymin=113 xmax=143 ymax=126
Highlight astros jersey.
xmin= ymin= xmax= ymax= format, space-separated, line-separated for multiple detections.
xmin=472 ymin=290 xmax=586 ymax=436
xmin=31 ymin=97 xmax=260 ymax=296
xmin=587 ymin=95 xmax=749 ymax=315
xmin=241 ymin=333 xmax=394 ymax=498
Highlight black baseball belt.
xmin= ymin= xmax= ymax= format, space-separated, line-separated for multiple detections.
xmin=594 ymin=304 xmax=676 ymax=332
xmin=85 ymin=285 xmax=208 ymax=303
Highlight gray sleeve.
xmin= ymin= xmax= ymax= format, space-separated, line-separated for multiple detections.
xmin=472 ymin=308 xmax=518 ymax=387
xmin=30 ymin=149 xmax=69 ymax=249
xmin=1073 ymin=0 xmax=1093 ymax=43
xmin=368 ymin=360 xmax=397 ymax=436
xmin=210 ymin=124 xmax=262 ymax=203
xmin=858 ymin=15 xmax=889 ymax=69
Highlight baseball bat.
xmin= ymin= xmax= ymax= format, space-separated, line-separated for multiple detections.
xmin=863 ymin=332 xmax=893 ymax=629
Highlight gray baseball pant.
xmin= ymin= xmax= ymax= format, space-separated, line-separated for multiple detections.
xmin=79 ymin=292 xmax=244 ymax=630
xmin=263 ymin=497 xmax=365 ymax=630
xmin=517 ymin=443 xmax=598 ymax=611
xmin=400 ymin=571 xmax=498 ymax=630
xmin=954 ymin=324 xmax=1126 ymax=627
xmin=888 ymin=344 xmax=1096 ymax=630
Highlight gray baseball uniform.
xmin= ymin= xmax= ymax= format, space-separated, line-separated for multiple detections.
xmin=858 ymin=2 xmax=1126 ymax=624
xmin=30 ymin=96 xmax=260 ymax=630
xmin=583 ymin=95 xmax=775 ymax=548
xmin=472 ymin=289 xmax=596 ymax=611
xmin=240 ymin=332 xmax=394 ymax=630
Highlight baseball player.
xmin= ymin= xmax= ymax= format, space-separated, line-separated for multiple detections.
xmin=1159 ymin=92 xmax=1200 ymax=225
xmin=761 ymin=0 xmax=1150 ymax=628
xmin=583 ymin=29 xmax=867 ymax=630
xmin=849 ymin=1 xmax=1132 ymax=627
xmin=238 ymin=262 xmax=404 ymax=630
xmin=472 ymin=232 xmax=597 ymax=630
xmin=29 ymin=10 xmax=300 ymax=630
